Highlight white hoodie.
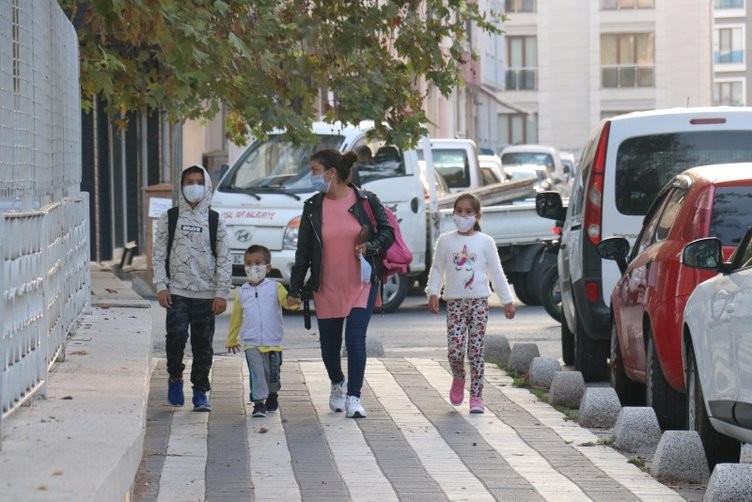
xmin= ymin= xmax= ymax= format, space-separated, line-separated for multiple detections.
xmin=152 ymin=165 xmax=232 ymax=300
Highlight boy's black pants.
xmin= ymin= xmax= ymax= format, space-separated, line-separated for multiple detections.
xmin=165 ymin=295 xmax=215 ymax=392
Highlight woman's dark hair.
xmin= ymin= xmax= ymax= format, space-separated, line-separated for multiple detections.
xmin=310 ymin=149 xmax=358 ymax=182
xmin=454 ymin=192 xmax=482 ymax=231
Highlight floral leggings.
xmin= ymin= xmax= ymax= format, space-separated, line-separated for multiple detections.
xmin=446 ymin=298 xmax=489 ymax=398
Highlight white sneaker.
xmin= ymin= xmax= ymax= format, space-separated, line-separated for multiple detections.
xmin=345 ymin=395 xmax=366 ymax=418
xmin=329 ymin=379 xmax=347 ymax=412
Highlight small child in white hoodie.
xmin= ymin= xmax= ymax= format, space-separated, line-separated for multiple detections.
xmin=425 ymin=193 xmax=516 ymax=414
xmin=226 ymin=244 xmax=298 ymax=417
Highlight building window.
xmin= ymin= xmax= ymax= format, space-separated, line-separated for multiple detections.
xmin=600 ymin=110 xmax=638 ymax=120
xmin=505 ymin=0 xmax=536 ymax=12
xmin=498 ymin=113 xmax=538 ymax=146
xmin=601 ymin=33 xmax=655 ymax=88
xmin=505 ymin=36 xmax=537 ymax=90
xmin=601 ymin=0 xmax=654 ymax=9
xmin=713 ymin=80 xmax=745 ymax=105
xmin=714 ymin=0 xmax=745 ymax=9
xmin=714 ymin=27 xmax=745 ymax=64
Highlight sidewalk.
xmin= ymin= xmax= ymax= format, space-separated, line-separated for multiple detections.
xmin=0 ymin=264 xmax=153 ymax=502
xmin=0 ymin=266 xmax=700 ymax=501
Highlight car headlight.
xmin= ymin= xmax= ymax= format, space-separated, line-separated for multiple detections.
xmin=282 ymin=216 xmax=300 ymax=250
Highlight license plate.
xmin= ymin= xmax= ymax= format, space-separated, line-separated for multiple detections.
xmin=232 ymin=254 xmax=245 ymax=265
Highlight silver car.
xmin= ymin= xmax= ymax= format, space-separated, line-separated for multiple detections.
xmin=682 ymin=226 xmax=752 ymax=469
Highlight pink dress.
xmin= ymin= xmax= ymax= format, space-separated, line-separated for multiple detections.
xmin=313 ymin=189 xmax=370 ymax=318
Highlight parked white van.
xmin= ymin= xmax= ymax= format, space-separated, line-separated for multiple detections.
xmin=211 ymin=121 xmax=427 ymax=312
xmin=500 ymin=143 xmax=570 ymax=196
xmin=536 ymin=107 xmax=752 ymax=382
xmin=416 ymin=138 xmax=502 ymax=192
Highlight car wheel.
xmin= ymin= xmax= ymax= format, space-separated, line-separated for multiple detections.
xmin=378 ymin=274 xmax=409 ymax=313
xmin=523 ymin=251 xmax=555 ymax=306
xmin=686 ymin=344 xmax=741 ymax=469
xmin=609 ymin=321 xmax=645 ymax=405
xmin=646 ymin=335 xmax=686 ymax=430
xmin=510 ymin=273 xmax=534 ymax=305
xmin=561 ymin=320 xmax=575 ymax=366
xmin=574 ymin=318 xmax=609 ymax=382
xmin=541 ymin=265 xmax=562 ymax=323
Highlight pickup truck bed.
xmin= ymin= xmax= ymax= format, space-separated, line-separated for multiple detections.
xmin=439 ymin=198 xmax=556 ymax=247
xmin=436 ymin=178 xmax=537 ymax=209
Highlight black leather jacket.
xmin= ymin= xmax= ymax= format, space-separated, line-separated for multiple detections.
xmin=289 ymin=186 xmax=395 ymax=297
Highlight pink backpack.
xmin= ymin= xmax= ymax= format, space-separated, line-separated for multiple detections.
xmin=361 ymin=197 xmax=413 ymax=280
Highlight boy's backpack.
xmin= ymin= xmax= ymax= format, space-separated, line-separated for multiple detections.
xmin=165 ymin=207 xmax=219 ymax=278
xmin=361 ymin=196 xmax=413 ymax=280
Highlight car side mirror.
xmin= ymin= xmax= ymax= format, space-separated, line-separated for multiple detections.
xmin=682 ymin=238 xmax=722 ymax=270
xmin=596 ymin=237 xmax=630 ymax=275
xmin=535 ymin=191 xmax=566 ymax=221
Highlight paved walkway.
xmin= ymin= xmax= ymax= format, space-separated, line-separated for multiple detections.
xmin=135 ymin=355 xmax=686 ymax=502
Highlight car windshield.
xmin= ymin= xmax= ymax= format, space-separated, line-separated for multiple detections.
xmin=417 ymin=149 xmax=470 ymax=189
xmin=217 ymin=134 xmax=407 ymax=194
xmin=615 ymin=131 xmax=752 ymax=215
xmin=217 ymin=134 xmax=345 ymax=193
xmin=501 ymin=151 xmax=555 ymax=168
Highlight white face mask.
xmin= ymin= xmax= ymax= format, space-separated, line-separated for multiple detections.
xmin=453 ymin=214 xmax=476 ymax=233
xmin=245 ymin=265 xmax=267 ymax=283
xmin=310 ymin=173 xmax=331 ymax=193
xmin=183 ymin=184 xmax=206 ymax=203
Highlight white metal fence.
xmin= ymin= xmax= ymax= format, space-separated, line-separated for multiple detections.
xmin=0 ymin=0 xmax=90 ymax=433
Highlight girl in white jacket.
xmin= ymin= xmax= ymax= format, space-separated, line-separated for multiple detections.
xmin=425 ymin=193 xmax=516 ymax=414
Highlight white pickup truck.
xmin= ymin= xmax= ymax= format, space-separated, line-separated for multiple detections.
xmin=212 ymin=121 xmax=555 ymax=311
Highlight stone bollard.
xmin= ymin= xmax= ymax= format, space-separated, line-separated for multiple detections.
xmin=651 ymin=430 xmax=709 ymax=483
xmin=613 ymin=407 xmax=662 ymax=453
xmin=485 ymin=335 xmax=511 ymax=367
xmin=704 ymin=464 xmax=752 ymax=501
xmin=548 ymin=371 xmax=586 ymax=408
xmin=577 ymin=387 xmax=621 ymax=429
xmin=507 ymin=343 xmax=540 ymax=374
xmin=527 ymin=357 xmax=561 ymax=389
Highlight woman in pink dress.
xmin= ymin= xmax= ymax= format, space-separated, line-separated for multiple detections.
xmin=288 ymin=149 xmax=394 ymax=418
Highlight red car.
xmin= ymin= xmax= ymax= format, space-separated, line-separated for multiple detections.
xmin=597 ymin=163 xmax=752 ymax=430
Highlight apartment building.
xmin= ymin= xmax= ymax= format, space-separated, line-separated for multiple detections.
xmin=712 ymin=0 xmax=750 ymax=106
xmin=489 ymin=0 xmax=712 ymax=156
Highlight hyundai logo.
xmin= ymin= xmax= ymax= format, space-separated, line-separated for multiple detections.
xmin=235 ymin=229 xmax=253 ymax=243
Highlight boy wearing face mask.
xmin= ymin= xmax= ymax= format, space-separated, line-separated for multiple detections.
xmin=425 ymin=193 xmax=516 ymax=414
xmin=226 ymin=244 xmax=298 ymax=417
xmin=153 ymin=165 xmax=232 ymax=412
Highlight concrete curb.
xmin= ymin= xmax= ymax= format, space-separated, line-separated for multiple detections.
xmin=0 ymin=266 xmax=153 ymax=502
